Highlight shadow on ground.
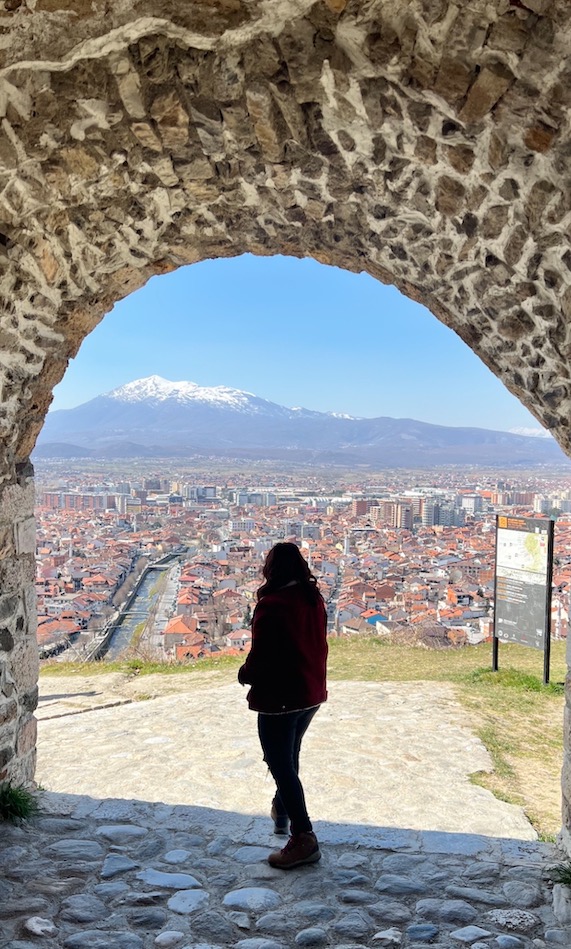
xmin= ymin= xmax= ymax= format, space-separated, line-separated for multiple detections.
xmin=38 ymin=692 xmax=101 ymax=703
xmin=0 ymin=789 xmax=564 ymax=949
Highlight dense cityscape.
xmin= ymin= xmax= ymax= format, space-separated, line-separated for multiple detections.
xmin=33 ymin=460 xmax=571 ymax=664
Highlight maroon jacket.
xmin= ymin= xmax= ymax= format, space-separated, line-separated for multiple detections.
xmin=238 ymin=583 xmax=328 ymax=713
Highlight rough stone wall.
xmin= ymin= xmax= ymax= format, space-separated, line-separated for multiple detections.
xmin=1 ymin=0 xmax=571 ymax=836
xmin=0 ymin=463 xmax=38 ymax=786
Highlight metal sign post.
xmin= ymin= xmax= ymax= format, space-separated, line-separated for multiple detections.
xmin=493 ymin=515 xmax=555 ymax=684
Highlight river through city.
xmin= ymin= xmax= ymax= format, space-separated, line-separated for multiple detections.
xmin=104 ymin=567 xmax=167 ymax=659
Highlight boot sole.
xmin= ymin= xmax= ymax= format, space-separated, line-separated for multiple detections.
xmin=268 ymin=849 xmax=321 ymax=870
xmin=273 ymin=823 xmax=290 ymax=835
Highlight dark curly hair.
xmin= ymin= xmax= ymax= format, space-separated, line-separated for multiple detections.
xmin=256 ymin=542 xmax=323 ymax=603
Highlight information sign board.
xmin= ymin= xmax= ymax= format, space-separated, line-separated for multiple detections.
xmin=493 ymin=515 xmax=554 ymax=682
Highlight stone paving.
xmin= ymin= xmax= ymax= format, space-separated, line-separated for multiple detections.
xmin=2 ymin=676 xmax=571 ymax=948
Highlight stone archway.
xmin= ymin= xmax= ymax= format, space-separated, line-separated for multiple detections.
xmin=1 ymin=0 xmax=571 ymax=844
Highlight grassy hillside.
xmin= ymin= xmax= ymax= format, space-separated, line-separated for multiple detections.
xmin=41 ymin=638 xmax=567 ymax=839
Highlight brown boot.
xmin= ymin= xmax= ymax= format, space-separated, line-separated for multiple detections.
xmin=268 ymin=831 xmax=321 ymax=869
xmin=270 ymin=802 xmax=290 ymax=836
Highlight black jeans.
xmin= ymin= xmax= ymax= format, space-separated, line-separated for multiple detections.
xmin=257 ymin=706 xmax=319 ymax=836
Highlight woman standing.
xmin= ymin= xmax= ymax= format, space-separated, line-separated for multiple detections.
xmin=238 ymin=542 xmax=328 ymax=869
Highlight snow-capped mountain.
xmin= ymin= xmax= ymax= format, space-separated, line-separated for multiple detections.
xmin=36 ymin=376 xmax=568 ymax=466
xmin=508 ymin=426 xmax=552 ymax=439
xmin=106 ymin=376 xmax=324 ymax=418
xmin=110 ymin=376 xmax=261 ymax=412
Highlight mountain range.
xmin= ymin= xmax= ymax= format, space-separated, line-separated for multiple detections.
xmin=34 ymin=375 xmax=568 ymax=467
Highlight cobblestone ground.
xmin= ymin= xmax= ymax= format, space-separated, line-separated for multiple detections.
xmin=2 ymin=677 xmax=570 ymax=948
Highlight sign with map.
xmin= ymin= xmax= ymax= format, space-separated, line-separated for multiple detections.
xmin=494 ymin=515 xmax=554 ymax=650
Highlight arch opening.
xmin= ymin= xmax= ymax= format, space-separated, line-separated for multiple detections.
xmin=45 ymin=253 xmax=553 ymax=434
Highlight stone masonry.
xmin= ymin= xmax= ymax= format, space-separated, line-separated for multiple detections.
xmin=1 ymin=0 xmax=571 ymax=840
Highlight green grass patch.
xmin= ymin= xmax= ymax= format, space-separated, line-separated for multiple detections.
xmin=464 ymin=667 xmax=565 ymax=696
xmin=130 ymin=621 xmax=147 ymax=650
xmin=549 ymin=862 xmax=571 ymax=885
xmin=41 ymin=653 xmax=243 ymax=677
xmin=473 ymin=724 xmax=517 ymax=780
xmin=469 ymin=772 xmax=518 ymax=803
xmin=0 ymin=782 xmax=40 ymax=823
xmin=538 ymin=831 xmax=558 ymax=844
xmin=327 ymin=636 xmax=567 ymax=684
xmin=149 ymin=573 xmax=168 ymax=598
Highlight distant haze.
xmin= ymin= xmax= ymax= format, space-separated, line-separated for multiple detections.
xmin=37 ymin=375 xmax=567 ymax=468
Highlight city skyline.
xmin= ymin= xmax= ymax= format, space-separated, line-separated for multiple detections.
xmin=51 ymin=254 xmax=546 ymax=435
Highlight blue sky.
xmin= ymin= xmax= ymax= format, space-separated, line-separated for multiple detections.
xmin=51 ymin=254 xmax=543 ymax=433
